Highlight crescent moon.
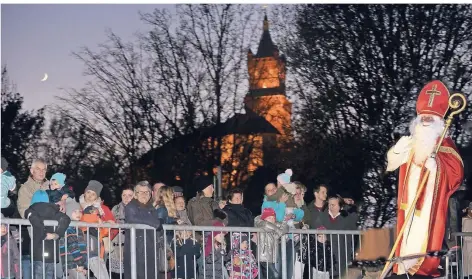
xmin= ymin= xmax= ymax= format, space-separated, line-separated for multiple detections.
xmin=40 ymin=73 xmax=48 ymax=82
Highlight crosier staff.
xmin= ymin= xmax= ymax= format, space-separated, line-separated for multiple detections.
xmin=380 ymin=92 xmax=467 ymax=279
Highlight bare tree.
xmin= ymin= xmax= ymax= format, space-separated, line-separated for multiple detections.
xmin=141 ymin=4 xmax=261 ymax=170
xmin=274 ymin=4 xmax=472 ymax=227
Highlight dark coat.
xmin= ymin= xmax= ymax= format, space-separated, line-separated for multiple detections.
xmin=307 ymin=201 xmax=326 ymax=229
xmin=124 ymin=198 xmax=163 ymax=279
xmin=25 ymin=202 xmax=71 ymax=262
xmin=314 ymin=211 xmax=357 ymax=277
xmin=223 ymin=203 xmax=254 ymax=227
xmin=187 ymin=195 xmax=227 ymax=226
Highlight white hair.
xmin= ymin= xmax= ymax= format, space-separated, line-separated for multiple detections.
xmin=30 ymin=158 xmax=47 ymax=169
xmin=408 ymin=115 xmax=445 ymax=136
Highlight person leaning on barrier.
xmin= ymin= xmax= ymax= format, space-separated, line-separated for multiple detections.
xmin=25 ymin=190 xmax=71 ymax=278
xmin=254 ymin=208 xmax=289 ymax=279
xmin=124 ymin=180 xmax=164 ymax=279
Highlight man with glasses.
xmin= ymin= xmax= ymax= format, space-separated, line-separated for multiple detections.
xmin=124 ymin=181 xmax=164 ymax=279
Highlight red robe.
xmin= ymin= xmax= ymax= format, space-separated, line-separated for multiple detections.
xmin=393 ymin=137 xmax=464 ymax=276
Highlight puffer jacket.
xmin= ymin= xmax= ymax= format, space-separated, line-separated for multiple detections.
xmin=254 ymin=215 xmax=288 ymax=263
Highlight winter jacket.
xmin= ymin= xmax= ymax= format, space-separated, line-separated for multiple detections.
xmin=261 ymin=196 xmax=304 ymax=223
xmin=254 ymin=216 xmax=289 ymax=263
xmin=225 ymin=233 xmax=258 ymax=279
xmin=0 ymin=234 xmax=20 ymax=279
xmin=307 ymin=201 xmax=326 ymax=229
xmin=59 ymin=226 xmax=88 ymax=270
xmin=17 ymin=177 xmax=49 ymax=218
xmin=297 ymin=234 xmax=334 ymax=272
xmin=124 ymin=199 xmax=163 ymax=279
xmin=265 ymin=187 xmax=298 ymax=208
xmin=223 ymin=203 xmax=254 ymax=227
xmin=156 ymin=206 xmax=177 ymax=225
xmin=172 ymin=238 xmax=201 ymax=279
xmin=46 ymin=186 xmax=75 ymax=204
xmin=200 ymin=247 xmax=230 ymax=279
xmin=313 ymin=211 xmax=357 ymax=276
xmin=79 ymin=195 xmax=118 ymax=241
xmin=25 ymin=202 xmax=71 ymax=262
xmin=188 ymin=194 xmax=227 ymax=226
xmin=1 ymin=171 xmax=16 ymax=209
xmin=80 ymin=208 xmax=109 ymax=259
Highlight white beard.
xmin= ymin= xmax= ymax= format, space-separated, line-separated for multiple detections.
xmin=409 ymin=115 xmax=444 ymax=165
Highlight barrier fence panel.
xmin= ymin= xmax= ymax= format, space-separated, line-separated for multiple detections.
xmin=1 ymin=218 xmax=470 ymax=279
xmin=452 ymin=232 xmax=472 ymax=279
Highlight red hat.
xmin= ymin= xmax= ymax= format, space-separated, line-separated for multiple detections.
xmin=261 ymin=208 xmax=276 ymax=220
xmin=416 ymin=80 xmax=450 ymax=118
xmin=316 ymin=226 xmax=326 ymax=230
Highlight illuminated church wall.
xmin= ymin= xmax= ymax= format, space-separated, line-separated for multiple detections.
xmin=219 ymin=14 xmax=292 ymax=189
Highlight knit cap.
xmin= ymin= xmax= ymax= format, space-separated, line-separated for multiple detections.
xmin=31 ymin=190 xmax=49 ymax=205
xmin=84 ymin=180 xmax=103 ymax=196
xmin=195 ymin=176 xmax=213 ymax=193
xmin=50 ymin=173 xmax=66 ymax=187
xmin=277 ymin=169 xmax=293 ymax=185
xmin=261 ymin=207 xmax=276 ymax=221
xmin=65 ymin=199 xmax=82 ymax=219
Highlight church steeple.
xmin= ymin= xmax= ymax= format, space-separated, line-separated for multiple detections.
xmin=245 ymin=13 xmax=291 ymax=136
xmin=256 ymin=14 xmax=277 ymax=58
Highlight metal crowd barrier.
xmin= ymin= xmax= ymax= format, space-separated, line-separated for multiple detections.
xmin=1 ymin=218 xmax=469 ymax=279
xmin=451 ymin=232 xmax=472 ymax=279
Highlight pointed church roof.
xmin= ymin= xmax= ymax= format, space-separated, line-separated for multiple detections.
xmin=256 ymin=15 xmax=278 ymax=58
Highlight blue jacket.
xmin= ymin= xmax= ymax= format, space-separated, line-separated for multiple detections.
xmin=261 ymin=196 xmax=304 ymax=223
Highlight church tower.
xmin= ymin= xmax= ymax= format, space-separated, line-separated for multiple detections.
xmin=245 ymin=14 xmax=292 ymax=137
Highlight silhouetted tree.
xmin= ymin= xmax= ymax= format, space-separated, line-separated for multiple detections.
xmin=1 ymin=66 xmax=45 ymax=181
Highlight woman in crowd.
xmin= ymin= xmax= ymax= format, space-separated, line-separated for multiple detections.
xmin=79 ymin=180 xmax=118 ymax=254
xmin=313 ymin=196 xmax=357 ymax=278
xmin=109 ymin=186 xmax=134 ymax=279
xmin=156 ymin=186 xmax=178 ymax=225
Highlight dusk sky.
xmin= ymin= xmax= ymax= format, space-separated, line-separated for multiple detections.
xmin=1 ymin=4 xmax=176 ymax=111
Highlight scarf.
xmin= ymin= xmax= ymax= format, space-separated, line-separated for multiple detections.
xmin=79 ymin=194 xmax=105 ymax=216
xmin=112 ymin=202 xmax=126 ymax=224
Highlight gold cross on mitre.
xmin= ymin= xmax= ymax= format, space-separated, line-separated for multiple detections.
xmin=425 ymin=84 xmax=441 ymax=107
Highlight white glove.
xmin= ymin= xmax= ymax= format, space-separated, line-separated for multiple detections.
xmin=393 ymin=136 xmax=412 ymax=153
xmin=424 ymin=157 xmax=437 ymax=171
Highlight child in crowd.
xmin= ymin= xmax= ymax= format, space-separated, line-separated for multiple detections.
xmin=80 ymin=206 xmax=110 ymax=278
xmin=0 ymin=214 xmax=20 ymax=279
xmin=254 ymin=208 xmax=289 ymax=279
xmin=299 ymin=226 xmax=334 ymax=279
xmin=201 ymin=221 xmax=229 ymax=279
xmin=172 ymin=230 xmax=201 ymax=279
xmin=59 ymin=199 xmax=88 ymax=279
xmin=310 ymin=227 xmax=336 ymax=279
xmin=265 ymin=169 xmax=299 ymax=208
xmin=46 ymin=172 xmax=75 ymax=204
xmin=1 ymin=170 xmax=16 ymax=209
xmin=25 ymin=190 xmax=71 ymax=279
xmin=226 ymin=233 xmax=258 ymax=279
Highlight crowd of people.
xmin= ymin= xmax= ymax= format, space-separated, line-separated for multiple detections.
xmin=1 ymin=155 xmax=471 ymax=279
